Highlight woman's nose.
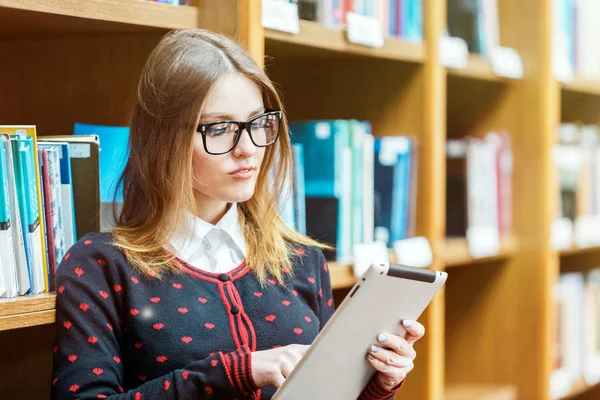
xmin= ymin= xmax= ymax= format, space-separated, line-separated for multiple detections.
xmin=233 ymin=129 xmax=256 ymax=158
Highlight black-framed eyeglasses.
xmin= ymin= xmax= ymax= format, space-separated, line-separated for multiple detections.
xmin=196 ymin=110 xmax=283 ymax=155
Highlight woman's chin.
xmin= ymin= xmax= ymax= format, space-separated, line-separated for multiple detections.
xmin=222 ymin=186 xmax=255 ymax=203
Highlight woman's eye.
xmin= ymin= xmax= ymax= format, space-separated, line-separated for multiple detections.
xmin=252 ymin=119 xmax=268 ymax=129
xmin=206 ymin=125 xmax=228 ymax=136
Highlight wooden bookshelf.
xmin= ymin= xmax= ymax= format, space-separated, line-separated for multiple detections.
xmin=0 ymin=293 xmax=56 ymax=331
xmin=445 ymin=384 xmax=517 ymax=400
xmin=265 ymin=19 xmax=425 ymax=62
xmin=0 ymin=0 xmax=596 ymax=399
xmin=0 ymin=0 xmax=199 ymax=37
xmin=441 ymin=236 xmax=518 ymax=267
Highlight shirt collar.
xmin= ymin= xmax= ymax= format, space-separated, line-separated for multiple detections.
xmin=167 ymin=203 xmax=246 ymax=259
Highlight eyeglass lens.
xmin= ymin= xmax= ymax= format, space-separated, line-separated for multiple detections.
xmin=205 ymin=113 xmax=280 ymax=154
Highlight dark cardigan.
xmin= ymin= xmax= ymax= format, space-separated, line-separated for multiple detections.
xmin=50 ymin=232 xmax=401 ymax=399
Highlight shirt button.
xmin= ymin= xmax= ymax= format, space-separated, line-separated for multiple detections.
xmin=231 ymin=306 xmax=240 ymax=315
xmin=219 ymin=274 xmax=230 ymax=282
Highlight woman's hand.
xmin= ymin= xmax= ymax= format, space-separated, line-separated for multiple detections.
xmin=367 ymin=320 xmax=425 ymax=391
xmin=251 ymin=344 xmax=309 ymax=388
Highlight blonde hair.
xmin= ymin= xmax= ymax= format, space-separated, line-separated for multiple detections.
xmin=112 ymin=29 xmax=326 ymax=284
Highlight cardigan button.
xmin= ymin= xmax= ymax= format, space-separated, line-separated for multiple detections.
xmin=231 ymin=306 xmax=240 ymax=315
xmin=219 ymin=274 xmax=230 ymax=282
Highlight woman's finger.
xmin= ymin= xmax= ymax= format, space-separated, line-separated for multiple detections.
xmin=272 ymin=373 xmax=286 ymax=388
xmin=368 ymin=345 xmax=413 ymax=368
xmin=367 ymin=354 xmax=412 ymax=380
xmin=402 ymin=320 xmax=425 ymax=345
xmin=375 ymin=333 xmax=415 ymax=359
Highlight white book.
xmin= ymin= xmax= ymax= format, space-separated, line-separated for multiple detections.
xmin=2 ymin=136 xmax=29 ymax=295
xmin=0 ymin=226 xmax=16 ymax=298
xmin=576 ymin=0 xmax=600 ymax=79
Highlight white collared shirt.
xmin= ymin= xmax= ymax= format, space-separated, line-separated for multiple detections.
xmin=167 ymin=204 xmax=246 ymax=273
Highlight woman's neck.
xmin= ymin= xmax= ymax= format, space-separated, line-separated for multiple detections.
xmin=193 ymin=194 xmax=230 ymax=225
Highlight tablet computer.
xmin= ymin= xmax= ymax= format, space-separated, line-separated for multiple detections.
xmin=272 ymin=262 xmax=447 ymax=400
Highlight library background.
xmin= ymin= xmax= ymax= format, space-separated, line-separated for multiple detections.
xmin=0 ymin=0 xmax=599 ymax=399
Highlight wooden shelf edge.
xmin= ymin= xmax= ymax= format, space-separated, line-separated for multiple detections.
xmin=447 ymin=54 xmax=509 ymax=83
xmin=0 ymin=309 xmax=56 ymax=331
xmin=265 ymin=20 xmax=425 ymax=63
xmin=328 ymin=263 xmax=358 ymax=290
xmin=559 ymin=379 xmax=600 ymax=400
xmin=561 ymin=77 xmax=600 ymax=96
xmin=441 ymin=236 xmax=518 ymax=267
xmin=0 ymin=0 xmax=199 ymax=30
xmin=0 ymin=292 xmax=57 ymax=318
xmin=446 ymin=384 xmax=518 ymax=400
xmin=559 ymin=245 xmax=600 ymax=257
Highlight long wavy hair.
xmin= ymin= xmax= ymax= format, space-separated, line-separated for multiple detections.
xmin=112 ymin=29 xmax=326 ymax=284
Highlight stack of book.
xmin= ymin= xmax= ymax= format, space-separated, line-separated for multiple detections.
xmin=445 ymin=132 xmax=513 ymax=241
xmin=282 ymin=120 xmax=418 ymax=263
xmin=553 ymin=124 xmax=600 ymax=248
xmin=446 ymin=0 xmax=500 ymax=58
xmin=0 ymin=123 xmax=127 ymax=299
xmin=0 ymin=126 xmax=78 ymax=297
xmin=552 ymin=0 xmax=600 ymax=80
xmin=552 ymin=269 xmax=600 ymax=398
xmin=292 ymin=0 xmax=423 ymax=41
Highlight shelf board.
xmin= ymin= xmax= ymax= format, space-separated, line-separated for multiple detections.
xmin=442 ymin=236 xmax=518 ymax=267
xmin=559 ymin=379 xmax=600 ymax=400
xmin=265 ymin=20 xmax=425 ymax=63
xmin=0 ymin=0 xmax=198 ymax=38
xmin=447 ymin=54 xmax=507 ymax=82
xmin=0 ymin=293 xmax=57 ymax=331
xmin=559 ymin=245 xmax=600 ymax=257
xmin=446 ymin=384 xmax=517 ymax=400
xmin=562 ymin=77 xmax=600 ymax=96
xmin=328 ymin=262 xmax=358 ymax=290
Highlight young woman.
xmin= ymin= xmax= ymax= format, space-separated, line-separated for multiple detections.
xmin=51 ymin=29 xmax=425 ymax=400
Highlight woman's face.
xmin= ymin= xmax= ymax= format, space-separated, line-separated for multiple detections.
xmin=192 ymin=73 xmax=267 ymax=210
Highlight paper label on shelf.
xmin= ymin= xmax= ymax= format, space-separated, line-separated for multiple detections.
xmin=552 ymin=145 xmax=581 ymax=171
xmin=551 ymin=217 xmax=574 ymax=250
xmin=345 ymin=12 xmax=384 ymax=48
xmin=549 ymin=368 xmax=572 ymax=399
xmin=490 ymin=46 xmax=524 ymax=79
xmin=584 ymin=354 xmax=600 ymax=386
xmin=552 ymin=32 xmax=574 ymax=83
xmin=353 ymin=241 xmax=389 ymax=277
xmin=393 ymin=236 xmax=433 ymax=268
xmin=439 ymin=36 xmax=469 ymax=69
xmin=466 ymin=226 xmax=500 ymax=258
xmin=261 ymin=0 xmax=300 ymax=34
xmin=574 ymin=215 xmax=600 ymax=248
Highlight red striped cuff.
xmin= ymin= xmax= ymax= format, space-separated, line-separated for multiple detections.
xmin=358 ymin=376 xmax=406 ymax=400
xmin=220 ymin=344 xmax=258 ymax=395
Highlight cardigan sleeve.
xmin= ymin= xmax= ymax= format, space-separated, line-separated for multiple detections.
xmin=51 ymin=238 xmax=257 ymax=400
xmin=312 ymin=249 xmax=404 ymax=400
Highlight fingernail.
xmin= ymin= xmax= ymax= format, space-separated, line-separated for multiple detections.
xmin=402 ymin=320 xmax=413 ymax=329
xmin=368 ymin=355 xmax=375 ymax=360
xmin=370 ymin=345 xmax=378 ymax=353
xmin=378 ymin=334 xmax=388 ymax=343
